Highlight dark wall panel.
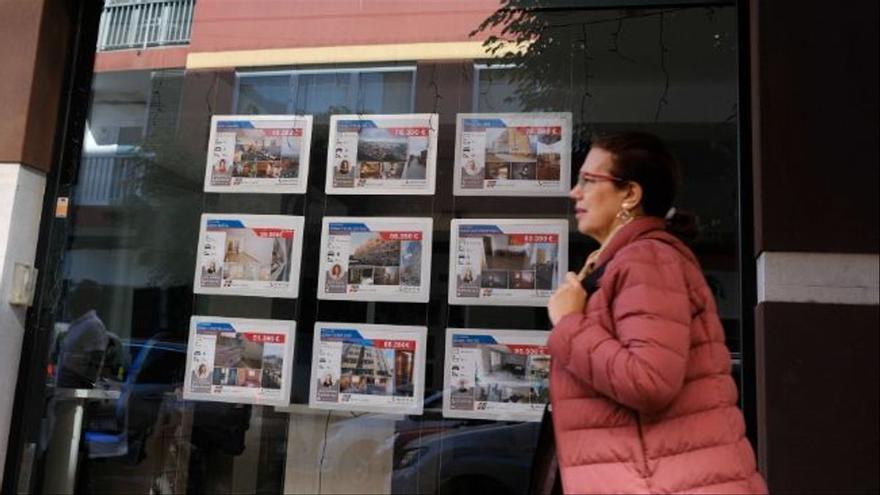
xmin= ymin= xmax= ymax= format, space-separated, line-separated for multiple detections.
xmin=0 ymin=0 xmax=45 ymax=168
xmin=756 ymin=302 xmax=879 ymax=494
xmin=750 ymin=0 xmax=879 ymax=254
xmin=0 ymin=0 xmax=75 ymax=173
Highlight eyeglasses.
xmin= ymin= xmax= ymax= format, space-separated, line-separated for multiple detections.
xmin=575 ymin=171 xmax=626 ymax=189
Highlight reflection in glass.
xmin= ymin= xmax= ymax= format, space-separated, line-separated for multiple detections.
xmin=25 ymin=4 xmax=740 ymax=494
xmin=237 ymin=75 xmax=290 ymax=114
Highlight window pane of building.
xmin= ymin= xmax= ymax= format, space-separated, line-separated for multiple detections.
xmin=358 ymin=70 xmax=414 ymax=114
xmin=237 ymin=75 xmax=290 ymax=114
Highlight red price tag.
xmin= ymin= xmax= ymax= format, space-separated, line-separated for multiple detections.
xmin=372 ymin=339 xmax=416 ymax=351
xmin=387 ymin=127 xmax=429 ymax=137
xmin=516 ymin=126 xmax=561 ymax=136
xmin=252 ymin=228 xmax=294 ymax=239
xmin=264 ymin=129 xmax=303 ymax=137
xmin=380 ymin=231 xmax=423 ymax=241
xmin=509 ymin=234 xmax=558 ymax=244
xmin=507 ymin=345 xmax=549 ymax=355
xmin=242 ymin=333 xmax=286 ymax=344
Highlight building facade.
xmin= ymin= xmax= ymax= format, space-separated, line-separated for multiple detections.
xmin=0 ymin=0 xmax=877 ymax=493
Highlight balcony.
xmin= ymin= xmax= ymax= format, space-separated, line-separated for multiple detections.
xmin=97 ymin=0 xmax=195 ymax=52
xmin=76 ymin=153 xmax=146 ymax=206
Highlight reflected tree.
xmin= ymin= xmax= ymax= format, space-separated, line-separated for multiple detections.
xmin=471 ymin=2 xmax=742 ymax=247
xmin=471 ymin=2 xmax=733 ymax=150
xmin=125 ymin=73 xmax=205 ymax=288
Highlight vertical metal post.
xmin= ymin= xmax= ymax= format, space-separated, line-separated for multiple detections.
xmin=170 ymin=0 xmax=180 ymax=42
xmin=143 ymin=2 xmax=153 ymax=48
xmin=127 ymin=4 xmax=141 ymax=49
xmin=96 ymin=6 xmax=108 ymax=50
xmin=184 ymin=0 xmax=193 ymax=41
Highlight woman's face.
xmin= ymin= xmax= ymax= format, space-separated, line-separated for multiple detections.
xmin=570 ymin=147 xmax=630 ymax=243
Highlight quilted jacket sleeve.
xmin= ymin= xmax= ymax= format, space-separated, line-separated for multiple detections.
xmin=548 ymin=243 xmax=692 ymax=413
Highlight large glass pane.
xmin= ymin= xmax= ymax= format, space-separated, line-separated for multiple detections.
xmin=14 ymin=3 xmax=742 ymax=495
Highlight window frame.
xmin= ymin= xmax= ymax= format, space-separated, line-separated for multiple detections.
xmin=471 ymin=62 xmax=518 ymax=112
xmin=232 ymin=65 xmax=418 ymax=115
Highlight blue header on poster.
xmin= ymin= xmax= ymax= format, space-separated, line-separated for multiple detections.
xmin=337 ymin=120 xmax=377 ymax=131
xmin=207 ymin=219 xmax=246 ymax=229
xmin=463 ymin=118 xmax=506 ymax=130
xmin=452 ymin=334 xmax=498 ymax=345
xmin=196 ymin=322 xmax=236 ymax=332
xmin=329 ymin=223 xmax=370 ymax=233
xmin=320 ymin=328 xmax=372 ymax=346
xmin=217 ymin=121 xmax=255 ymax=129
xmin=459 ymin=225 xmax=504 ymax=235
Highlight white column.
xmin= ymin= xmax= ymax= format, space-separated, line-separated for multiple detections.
xmin=0 ymin=163 xmax=47 ymax=482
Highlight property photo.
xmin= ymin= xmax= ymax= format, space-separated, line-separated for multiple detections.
xmin=338 ymin=343 xmax=414 ymax=397
xmin=223 ymin=229 xmax=292 ymax=282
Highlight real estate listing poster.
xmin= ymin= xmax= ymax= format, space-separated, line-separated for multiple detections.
xmin=325 ymin=114 xmax=438 ymax=195
xmin=317 ymin=217 xmax=433 ymax=303
xmin=443 ymin=328 xmax=550 ymax=422
xmin=448 ymin=219 xmax=568 ymax=306
xmin=203 ymin=115 xmax=313 ymax=194
xmin=309 ymin=322 xmax=427 ymax=415
xmin=453 ymin=112 xmax=572 ymax=196
xmin=184 ymin=316 xmax=296 ymax=407
xmin=193 ymin=214 xmax=305 ymax=299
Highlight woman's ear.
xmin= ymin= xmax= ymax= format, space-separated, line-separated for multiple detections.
xmin=623 ymin=181 xmax=643 ymax=210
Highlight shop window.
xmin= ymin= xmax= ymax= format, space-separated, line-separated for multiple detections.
xmin=14 ymin=3 xmax=743 ymax=495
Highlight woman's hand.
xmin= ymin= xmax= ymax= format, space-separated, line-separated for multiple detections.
xmin=548 ymin=272 xmax=587 ymax=326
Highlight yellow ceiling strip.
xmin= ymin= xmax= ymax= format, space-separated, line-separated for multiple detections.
xmin=185 ymin=41 xmax=528 ymax=69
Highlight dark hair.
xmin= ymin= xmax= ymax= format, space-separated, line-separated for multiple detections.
xmin=591 ymin=132 xmax=699 ymax=242
xmin=68 ymin=279 xmax=102 ymax=318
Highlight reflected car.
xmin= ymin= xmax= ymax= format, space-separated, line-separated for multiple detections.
xmin=306 ymin=391 xmax=540 ymax=495
xmin=390 ymin=393 xmax=541 ymax=495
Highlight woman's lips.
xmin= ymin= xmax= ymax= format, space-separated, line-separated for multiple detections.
xmin=575 ymin=208 xmax=586 ymax=218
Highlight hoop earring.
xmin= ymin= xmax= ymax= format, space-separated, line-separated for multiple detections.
xmin=616 ymin=208 xmax=633 ymax=222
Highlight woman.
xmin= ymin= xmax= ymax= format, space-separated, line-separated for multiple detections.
xmin=546 ymin=132 xmax=767 ymax=494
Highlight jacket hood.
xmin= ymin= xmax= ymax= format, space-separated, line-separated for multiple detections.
xmin=596 ymin=216 xmax=699 ymax=268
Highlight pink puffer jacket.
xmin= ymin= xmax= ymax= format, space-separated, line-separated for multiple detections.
xmin=548 ymin=217 xmax=767 ymax=494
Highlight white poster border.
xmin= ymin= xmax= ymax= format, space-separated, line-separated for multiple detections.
xmin=453 ymin=112 xmax=572 ymax=197
xmin=442 ymin=328 xmax=550 ymax=422
xmin=447 ymin=218 xmax=569 ymax=307
xmin=308 ymin=322 xmax=427 ymax=415
xmin=203 ymin=114 xmax=314 ymax=194
xmin=324 ymin=113 xmax=439 ymax=196
xmin=193 ymin=213 xmax=305 ymax=299
xmin=317 ymin=216 xmax=433 ymax=303
xmin=183 ymin=316 xmax=296 ymax=407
